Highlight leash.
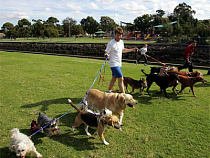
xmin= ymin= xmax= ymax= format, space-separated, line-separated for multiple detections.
xmin=83 ymin=56 xmax=108 ymax=102
xmin=146 ymin=55 xmax=166 ymax=76
xmin=29 ymin=57 xmax=108 ymax=138
xmin=29 ymin=101 xmax=82 ymax=138
xmin=98 ymin=75 xmax=116 ymax=93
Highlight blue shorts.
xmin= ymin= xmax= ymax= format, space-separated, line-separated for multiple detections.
xmin=111 ymin=67 xmax=123 ymax=78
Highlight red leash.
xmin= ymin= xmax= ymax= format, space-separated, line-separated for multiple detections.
xmin=98 ymin=74 xmax=116 ymax=93
xmin=147 ymin=55 xmax=166 ymax=76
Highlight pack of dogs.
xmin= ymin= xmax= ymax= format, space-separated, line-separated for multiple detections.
xmin=9 ymin=66 xmax=207 ymax=157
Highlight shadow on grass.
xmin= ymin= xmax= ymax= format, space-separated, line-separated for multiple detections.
xmin=131 ymin=89 xmax=184 ymax=105
xmin=21 ymin=97 xmax=83 ymax=112
xmin=194 ymin=81 xmax=210 ymax=88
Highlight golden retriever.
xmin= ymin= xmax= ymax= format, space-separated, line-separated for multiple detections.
xmin=83 ymin=89 xmax=138 ymax=125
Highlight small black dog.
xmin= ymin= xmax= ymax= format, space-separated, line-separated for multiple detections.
xmin=37 ymin=113 xmax=61 ymax=137
xmin=141 ymin=69 xmax=180 ymax=98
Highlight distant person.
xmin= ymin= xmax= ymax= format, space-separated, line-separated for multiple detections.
xmin=136 ymin=44 xmax=148 ymax=66
xmin=104 ymin=27 xmax=138 ymax=93
xmin=178 ymin=40 xmax=197 ymax=72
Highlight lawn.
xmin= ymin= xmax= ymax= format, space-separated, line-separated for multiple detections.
xmin=0 ymin=51 xmax=209 ymax=158
xmin=0 ymin=37 xmax=155 ymax=44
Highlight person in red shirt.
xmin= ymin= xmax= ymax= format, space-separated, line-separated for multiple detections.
xmin=178 ymin=40 xmax=197 ymax=72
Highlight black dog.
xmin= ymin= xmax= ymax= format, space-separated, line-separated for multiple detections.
xmin=141 ymin=69 xmax=180 ymax=98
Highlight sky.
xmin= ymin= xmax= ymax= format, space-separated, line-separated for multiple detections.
xmin=0 ymin=0 xmax=209 ymax=27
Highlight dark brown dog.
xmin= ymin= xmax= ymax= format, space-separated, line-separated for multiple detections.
xmin=175 ymin=75 xmax=207 ymax=97
xmin=166 ymin=70 xmax=203 ymax=77
xmin=123 ymin=77 xmax=147 ymax=95
xmin=68 ymin=99 xmax=121 ymax=145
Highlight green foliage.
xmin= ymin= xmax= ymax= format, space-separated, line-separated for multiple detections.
xmin=0 ymin=51 xmax=209 ymax=157
xmin=81 ymin=16 xmax=100 ymax=35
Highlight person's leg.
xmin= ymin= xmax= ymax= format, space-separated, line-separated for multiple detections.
xmin=118 ymin=77 xmax=125 ymax=93
xmin=189 ymin=56 xmax=193 ymax=72
xmin=143 ymin=55 xmax=147 ymax=65
xmin=178 ymin=55 xmax=188 ymax=71
xmin=108 ymin=76 xmax=117 ymax=91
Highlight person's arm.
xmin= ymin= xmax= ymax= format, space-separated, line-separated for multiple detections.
xmin=122 ymin=47 xmax=138 ymax=53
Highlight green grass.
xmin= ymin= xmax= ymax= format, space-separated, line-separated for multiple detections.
xmin=0 ymin=37 xmax=155 ymax=44
xmin=0 ymin=51 xmax=209 ymax=158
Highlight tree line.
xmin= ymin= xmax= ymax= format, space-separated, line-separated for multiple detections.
xmin=1 ymin=3 xmax=209 ymax=42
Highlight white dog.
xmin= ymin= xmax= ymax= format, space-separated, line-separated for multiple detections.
xmin=9 ymin=128 xmax=42 ymax=158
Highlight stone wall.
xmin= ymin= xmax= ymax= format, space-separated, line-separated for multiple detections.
xmin=0 ymin=42 xmax=209 ymax=65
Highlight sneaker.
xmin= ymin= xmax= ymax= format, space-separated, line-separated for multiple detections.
xmin=106 ymin=90 xmax=112 ymax=93
xmin=144 ymin=63 xmax=147 ymax=66
xmin=136 ymin=60 xmax=138 ymax=65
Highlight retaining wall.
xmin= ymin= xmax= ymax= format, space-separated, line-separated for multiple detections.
xmin=0 ymin=42 xmax=209 ymax=65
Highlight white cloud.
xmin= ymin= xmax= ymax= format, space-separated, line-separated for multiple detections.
xmin=0 ymin=11 xmax=30 ymax=20
xmin=96 ymin=0 xmax=114 ymax=4
xmin=90 ymin=3 xmax=99 ymax=10
xmin=45 ymin=8 xmax=52 ymax=12
xmin=67 ymin=3 xmax=82 ymax=11
xmin=122 ymin=2 xmax=147 ymax=11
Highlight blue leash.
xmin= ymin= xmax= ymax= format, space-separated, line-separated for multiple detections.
xmin=29 ymin=57 xmax=108 ymax=138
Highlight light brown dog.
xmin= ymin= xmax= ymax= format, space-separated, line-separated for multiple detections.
xmin=175 ymin=75 xmax=207 ymax=97
xmin=68 ymin=99 xmax=121 ymax=145
xmin=123 ymin=77 xmax=147 ymax=95
xmin=84 ymin=89 xmax=138 ymax=125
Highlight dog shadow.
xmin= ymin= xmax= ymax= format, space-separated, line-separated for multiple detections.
xmin=0 ymin=147 xmax=17 ymax=158
xmin=21 ymin=97 xmax=83 ymax=112
xmin=48 ymin=112 xmax=101 ymax=150
xmin=50 ymin=131 xmax=100 ymax=151
xmin=131 ymin=89 xmax=184 ymax=104
xmin=194 ymin=81 xmax=210 ymax=88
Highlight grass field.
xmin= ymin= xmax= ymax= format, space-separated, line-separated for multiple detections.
xmin=0 ymin=51 xmax=209 ymax=158
xmin=0 ymin=37 xmax=155 ymax=44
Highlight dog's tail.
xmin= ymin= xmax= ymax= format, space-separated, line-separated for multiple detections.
xmin=141 ymin=69 xmax=148 ymax=76
xmin=68 ymin=99 xmax=81 ymax=113
xmin=11 ymin=128 xmax=20 ymax=134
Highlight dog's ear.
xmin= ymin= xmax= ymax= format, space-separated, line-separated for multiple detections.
xmin=11 ymin=145 xmax=16 ymax=151
xmin=101 ymin=116 xmax=107 ymax=125
xmin=117 ymin=94 xmax=125 ymax=105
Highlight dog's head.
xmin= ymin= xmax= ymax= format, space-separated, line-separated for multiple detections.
xmin=12 ymin=143 xmax=28 ymax=158
xmin=100 ymin=107 xmax=112 ymax=116
xmin=150 ymin=67 xmax=161 ymax=74
xmin=123 ymin=93 xmax=137 ymax=109
xmin=101 ymin=115 xmax=122 ymax=130
xmin=50 ymin=119 xmax=61 ymax=135
xmin=195 ymin=71 xmax=203 ymax=76
xmin=196 ymin=76 xmax=207 ymax=83
xmin=140 ymin=78 xmax=147 ymax=88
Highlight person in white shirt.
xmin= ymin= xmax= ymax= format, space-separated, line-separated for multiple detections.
xmin=104 ymin=27 xmax=138 ymax=93
xmin=136 ymin=44 xmax=148 ymax=66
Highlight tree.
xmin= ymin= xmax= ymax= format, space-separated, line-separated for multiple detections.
xmin=1 ymin=22 xmax=16 ymax=38
xmin=100 ymin=16 xmax=117 ymax=33
xmin=44 ymin=27 xmax=59 ymax=38
xmin=17 ymin=19 xmax=31 ymax=38
xmin=32 ymin=19 xmax=45 ymax=38
xmin=45 ymin=17 xmax=59 ymax=28
xmin=174 ymin=2 xmax=196 ymax=23
xmin=134 ymin=14 xmax=153 ymax=32
xmin=62 ymin=17 xmax=77 ymax=37
xmin=71 ymin=24 xmax=84 ymax=35
xmin=80 ymin=16 xmax=100 ymax=35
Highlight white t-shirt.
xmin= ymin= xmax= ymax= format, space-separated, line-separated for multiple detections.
xmin=105 ymin=39 xmax=124 ymax=67
xmin=140 ymin=47 xmax=147 ymax=55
